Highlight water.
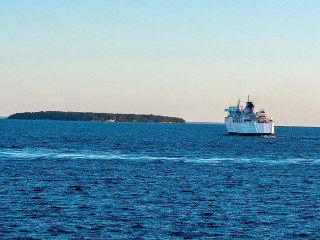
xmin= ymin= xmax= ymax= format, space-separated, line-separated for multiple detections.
xmin=1 ymin=120 xmax=320 ymax=239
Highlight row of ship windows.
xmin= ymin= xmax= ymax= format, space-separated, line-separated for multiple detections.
xmin=232 ymin=119 xmax=270 ymax=123
xmin=233 ymin=119 xmax=243 ymax=123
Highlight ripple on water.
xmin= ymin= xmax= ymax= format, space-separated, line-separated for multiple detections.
xmin=0 ymin=121 xmax=319 ymax=239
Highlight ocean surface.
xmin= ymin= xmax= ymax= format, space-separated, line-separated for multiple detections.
xmin=0 ymin=120 xmax=320 ymax=239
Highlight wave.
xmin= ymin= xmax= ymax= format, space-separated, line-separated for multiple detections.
xmin=0 ymin=148 xmax=319 ymax=164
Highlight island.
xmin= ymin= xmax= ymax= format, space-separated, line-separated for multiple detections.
xmin=7 ymin=111 xmax=186 ymax=124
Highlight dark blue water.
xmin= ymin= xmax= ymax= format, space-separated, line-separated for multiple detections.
xmin=1 ymin=120 xmax=320 ymax=239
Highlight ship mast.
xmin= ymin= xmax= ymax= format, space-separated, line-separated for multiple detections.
xmin=248 ymin=95 xmax=250 ymax=102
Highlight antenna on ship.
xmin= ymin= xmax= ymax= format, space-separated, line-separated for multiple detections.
xmin=248 ymin=95 xmax=250 ymax=102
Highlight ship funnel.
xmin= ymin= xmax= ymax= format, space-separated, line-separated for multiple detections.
xmin=245 ymin=98 xmax=254 ymax=113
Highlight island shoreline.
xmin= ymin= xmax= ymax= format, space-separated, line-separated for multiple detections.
xmin=8 ymin=111 xmax=186 ymax=124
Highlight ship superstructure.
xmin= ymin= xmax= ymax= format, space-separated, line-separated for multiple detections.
xmin=225 ymin=96 xmax=274 ymax=135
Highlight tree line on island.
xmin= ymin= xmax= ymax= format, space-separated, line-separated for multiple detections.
xmin=8 ymin=111 xmax=186 ymax=124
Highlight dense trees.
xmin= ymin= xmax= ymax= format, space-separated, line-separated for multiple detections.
xmin=8 ymin=111 xmax=186 ymax=124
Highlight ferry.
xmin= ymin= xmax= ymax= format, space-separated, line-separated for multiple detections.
xmin=225 ymin=96 xmax=274 ymax=135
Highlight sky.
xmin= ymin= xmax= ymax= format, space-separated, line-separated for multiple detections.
xmin=1 ymin=0 xmax=320 ymax=126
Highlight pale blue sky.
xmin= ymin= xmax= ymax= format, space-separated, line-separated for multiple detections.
xmin=1 ymin=1 xmax=320 ymax=125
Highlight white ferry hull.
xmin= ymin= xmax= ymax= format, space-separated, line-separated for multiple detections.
xmin=225 ymin=118 xmax=274 ymax=135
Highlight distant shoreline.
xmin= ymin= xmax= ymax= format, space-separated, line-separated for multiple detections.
xmin=7 ymin=111 xmax=186 ymax=124
xmin=187 ymin=122 xmax=223 ymax=124
xmin=3 ymin=115 xmax=320 ymax=127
